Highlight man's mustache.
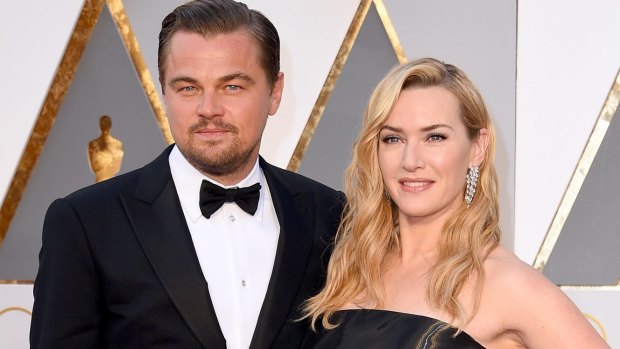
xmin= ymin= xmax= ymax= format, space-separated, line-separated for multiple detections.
xmin=189 ymin=119 xmax=238 ymax=134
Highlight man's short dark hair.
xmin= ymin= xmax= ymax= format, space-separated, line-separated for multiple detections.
xmin=158 ymin=0 xmax=280 ymax=90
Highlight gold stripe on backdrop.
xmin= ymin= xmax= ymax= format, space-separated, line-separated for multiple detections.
xmin=107 ymin=0 xmax=173 ymax=144
xmin=287 ymin=0 xmax=372 ymax=172
xmin=0 ymin=307 xmax=32 ymax=317
xmin=560 ymin=285 xmax=620 ymax=290
xmin=584 ymin=313 xmax=607 ymax=341
xmin=0 ymin=280 xmax=34 ymax=285
xmin=373 ymin=0 xmax=407 ymax=64
xmin=560 ymin=285 xmax=619 ymax=341
xmin=533 ymin=69 xmax=620 ymax=277
xmin=0 ymin=0 xmax=106 ymax=246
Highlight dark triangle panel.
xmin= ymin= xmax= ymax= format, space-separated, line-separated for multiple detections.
xmin=298 ymin=4 xmax=399 ymax=190
xmin=0 ymin=5 xmax=167 ymax=279
xmin=544 ymin=105 xmax=620 ymax=285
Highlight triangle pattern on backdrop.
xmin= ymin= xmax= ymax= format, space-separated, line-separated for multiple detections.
xmin=0 ymin=4 xmax=166 ymax=280
xmin=540 ymin=71 xmax=620 ymax=286
xmin=297 ymin=2 xmax=401 ymax=190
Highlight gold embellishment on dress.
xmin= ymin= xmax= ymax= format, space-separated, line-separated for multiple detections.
xmin=415 ymin=321 xmax=449 ymax=349
xmin=88 ymin=115 xmax=124 ymax=182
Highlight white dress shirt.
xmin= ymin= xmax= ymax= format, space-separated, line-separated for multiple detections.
xmin=169 ymin=146 xmax=280 ymax=349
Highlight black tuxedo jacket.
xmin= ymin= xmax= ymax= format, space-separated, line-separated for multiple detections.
xmin=30 ymin=145 xmax=344 ymax=348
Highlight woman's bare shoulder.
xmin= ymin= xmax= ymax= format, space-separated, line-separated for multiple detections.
xmin=479 ymin=245 xmax=609 ymax=348
xmin=483 ymin=245 xmax=539 ymax=284
xmin=483 ymin=245 xmax=574 ymax=312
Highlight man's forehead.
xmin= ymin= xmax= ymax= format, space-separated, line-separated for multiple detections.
xmin=169 ymin=29 xmax=256 ymax=49
xmin=162 ymin=31 xmax=268 ymax=82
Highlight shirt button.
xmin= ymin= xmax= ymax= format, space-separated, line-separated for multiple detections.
xmin=229 ymin=215 xmax=235 ymax=222
xmin=241 ymin=280 xmax=246 ymax=287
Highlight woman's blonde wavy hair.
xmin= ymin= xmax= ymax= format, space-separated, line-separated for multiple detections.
xmin=303 ymin=58 xmax=500 ymax=331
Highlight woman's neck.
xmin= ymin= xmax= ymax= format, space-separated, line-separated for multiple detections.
xmin=396 ymin=214 xmax=446 ymax=265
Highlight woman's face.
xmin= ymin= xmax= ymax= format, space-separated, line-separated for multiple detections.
xmin=378 ymin=86 xmax=487 ymax=223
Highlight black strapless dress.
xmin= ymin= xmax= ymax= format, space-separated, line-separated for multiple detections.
xmin=304 ymin=309 xmax=485 ymax=349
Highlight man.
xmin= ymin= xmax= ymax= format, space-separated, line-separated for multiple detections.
xmin=30 ymin=1 xmax=343 ymax=348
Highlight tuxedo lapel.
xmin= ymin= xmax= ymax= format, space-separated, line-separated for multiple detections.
xmin=119 ymin=146 xmax=226 ymax=349
xmin=250 ymin=159 xmax=315 ymax=349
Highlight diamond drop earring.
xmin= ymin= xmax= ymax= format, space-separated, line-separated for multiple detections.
xmin=465 ymin=165 xmax=480 ymax=207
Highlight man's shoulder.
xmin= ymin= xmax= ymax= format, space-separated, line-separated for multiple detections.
xmin=64 ymin=146 xmax=172 ymax=205
xmin=64 ymin=166 xmax=143 ymax=204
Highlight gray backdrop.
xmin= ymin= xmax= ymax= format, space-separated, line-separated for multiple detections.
xmin=0 ymin=6 xmax=166 ymax=278
xmin=544 ymin=105 xmax=620 ymax=285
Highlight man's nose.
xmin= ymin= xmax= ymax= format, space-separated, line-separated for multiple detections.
xmin=197 ymin=91 xmax=224 ymax=118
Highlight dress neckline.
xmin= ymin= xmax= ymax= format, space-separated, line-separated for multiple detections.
xmin=335 ymin=308 xmax=484 ymax=347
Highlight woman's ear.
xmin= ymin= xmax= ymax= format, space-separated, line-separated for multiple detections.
xmin=470 ymin=128 xmax=489 ymax=166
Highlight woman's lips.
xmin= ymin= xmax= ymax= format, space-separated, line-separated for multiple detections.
xmin=399 ymin=178 xmax=433 ymax=192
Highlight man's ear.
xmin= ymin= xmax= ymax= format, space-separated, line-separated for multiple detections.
xmin=268 ymin=72 xmax=284 ymax=116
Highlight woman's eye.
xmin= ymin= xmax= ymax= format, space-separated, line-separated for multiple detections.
xmin=381 ymin=135 xmax=401 ymax=144
xmin=427 ymin=133 xmax=447 ymax=142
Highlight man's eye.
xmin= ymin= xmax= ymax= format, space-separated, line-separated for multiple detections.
xmin=225 ymin=85 xmax=241 ymax=91
xmin=178 ymin=86 xmax=197 ymax=92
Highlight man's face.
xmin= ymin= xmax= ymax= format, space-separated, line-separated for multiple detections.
xmin=162 ymin=30 xmax=283 ymax=184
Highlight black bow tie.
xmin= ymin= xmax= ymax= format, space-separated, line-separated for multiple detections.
xmin=199 ymin=180 xmax=262 ymax=218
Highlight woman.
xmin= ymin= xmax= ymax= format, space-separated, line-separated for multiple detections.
xmin=302 ymin=58 xmax=608 ymax=348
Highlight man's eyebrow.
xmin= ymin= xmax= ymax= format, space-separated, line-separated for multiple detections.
xmin=167 ymin=75 xmax=198 ymax=87
xmin=219 ymin=72 xmax=255 ymax=85
xmin=167 ymin=73 xmax=257 ymax=87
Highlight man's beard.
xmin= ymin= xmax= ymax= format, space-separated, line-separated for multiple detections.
xmin=179 ymin=119 xmax=257 ymax=177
